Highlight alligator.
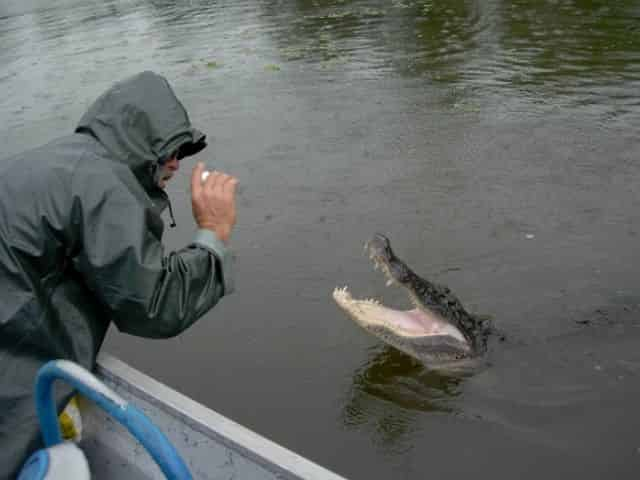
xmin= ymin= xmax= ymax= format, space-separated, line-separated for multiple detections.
xmin=332 ymin=234 xmax=493 ymax=373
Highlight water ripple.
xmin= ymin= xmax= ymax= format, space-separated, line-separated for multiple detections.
xmin=0 ymin=0 xmax=638 ymax=131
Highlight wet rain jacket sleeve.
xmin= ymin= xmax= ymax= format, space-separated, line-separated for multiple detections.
xmin=193 ymin=228 xmax=234 ymax=292
xmin=72 ymin=172 xmax=232 ymax=338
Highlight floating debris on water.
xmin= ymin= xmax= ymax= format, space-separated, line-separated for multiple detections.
xmin=391 ymin=0 xmax=411 ymax=8
xmin=360 ymin=7 xmax=386 ymax=17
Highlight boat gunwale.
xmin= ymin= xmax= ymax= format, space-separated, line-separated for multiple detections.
xmin=94 ymin=353 xmax=347 ymax=480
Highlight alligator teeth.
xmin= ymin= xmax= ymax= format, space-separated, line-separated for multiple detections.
xmin=332 ymin=286 xmax=351 ymax=297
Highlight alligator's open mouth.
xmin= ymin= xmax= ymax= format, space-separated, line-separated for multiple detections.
xmin=332 ymin=286 xmax=467 ymax=343
xmin=332 ymin=236 xmax=468 ymax=344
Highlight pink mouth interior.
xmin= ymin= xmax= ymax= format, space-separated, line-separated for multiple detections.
xmin=383 ymin=307 xmax=445 ymax=335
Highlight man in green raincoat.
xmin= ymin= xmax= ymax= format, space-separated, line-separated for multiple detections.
xmin=0 ymin=71 xmax=238 ymax=477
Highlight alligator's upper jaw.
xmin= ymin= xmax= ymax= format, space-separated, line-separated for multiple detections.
xmin=332 ymin=287 xmax=469 ymax=347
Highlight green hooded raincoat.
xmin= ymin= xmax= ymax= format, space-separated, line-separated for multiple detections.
xmin=0 ymin=71 xmax=233 ymax=478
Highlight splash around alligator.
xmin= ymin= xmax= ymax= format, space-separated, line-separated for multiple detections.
xmin=333 ymin=234 xmax=494 ymax=374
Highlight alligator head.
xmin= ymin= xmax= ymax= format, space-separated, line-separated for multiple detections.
xmin=333 ymin=234 xmax=492 ymax=373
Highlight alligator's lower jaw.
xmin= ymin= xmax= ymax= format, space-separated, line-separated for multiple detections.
xmin=332 ymin=287 xmax=468 ymax=343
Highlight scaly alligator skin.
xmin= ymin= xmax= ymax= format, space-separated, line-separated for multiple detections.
xmin=333 ymin=234 xmax=493 ymax=373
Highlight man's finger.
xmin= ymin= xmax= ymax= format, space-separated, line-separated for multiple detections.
xmin=223 ymin=177 xmax=239 ymax=197
xmin=211 ymin=172 xmax=231 ymax=191
xmin=209 ymin=170 xmax=224 ymax=183
xmin=202 ymin=170 xmax=221 ymax=192
xmin=191 ymin=162 xmax=205 ymax=195
xmin=219 ymin=174 xmax=233 ymax=188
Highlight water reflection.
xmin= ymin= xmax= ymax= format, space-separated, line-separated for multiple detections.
xmin=1 ymin=0 xmax=638 ymax=128
xmin=342 ymin=345 xmax=462 ymax=449
xmin=260 ymin=0 xmax=387 ymax=72
xmin=392 ymin=0 xmax=485 ymax=82
xmin=259 ymin=0 xmax=640 ymax=113
xmin=495 ymin=0 xmax=640 ymax=109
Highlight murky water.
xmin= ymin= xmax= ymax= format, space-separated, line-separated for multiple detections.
xmin=2 ymin=1 xmax=640 ymax=478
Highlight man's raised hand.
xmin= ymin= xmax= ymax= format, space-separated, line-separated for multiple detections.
xmin=191 ymin=162 xmax=238 ymax=244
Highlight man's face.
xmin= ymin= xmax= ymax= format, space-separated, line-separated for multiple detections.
xmin=157 ymin=155 xmax=179 ymax=189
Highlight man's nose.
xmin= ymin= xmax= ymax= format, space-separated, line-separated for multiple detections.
xmin=167 ymin=157 xmax=180 ymax=171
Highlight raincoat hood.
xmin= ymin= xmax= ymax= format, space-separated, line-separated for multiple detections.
xmin=76 ymin=71 xmax=206 ymax=186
